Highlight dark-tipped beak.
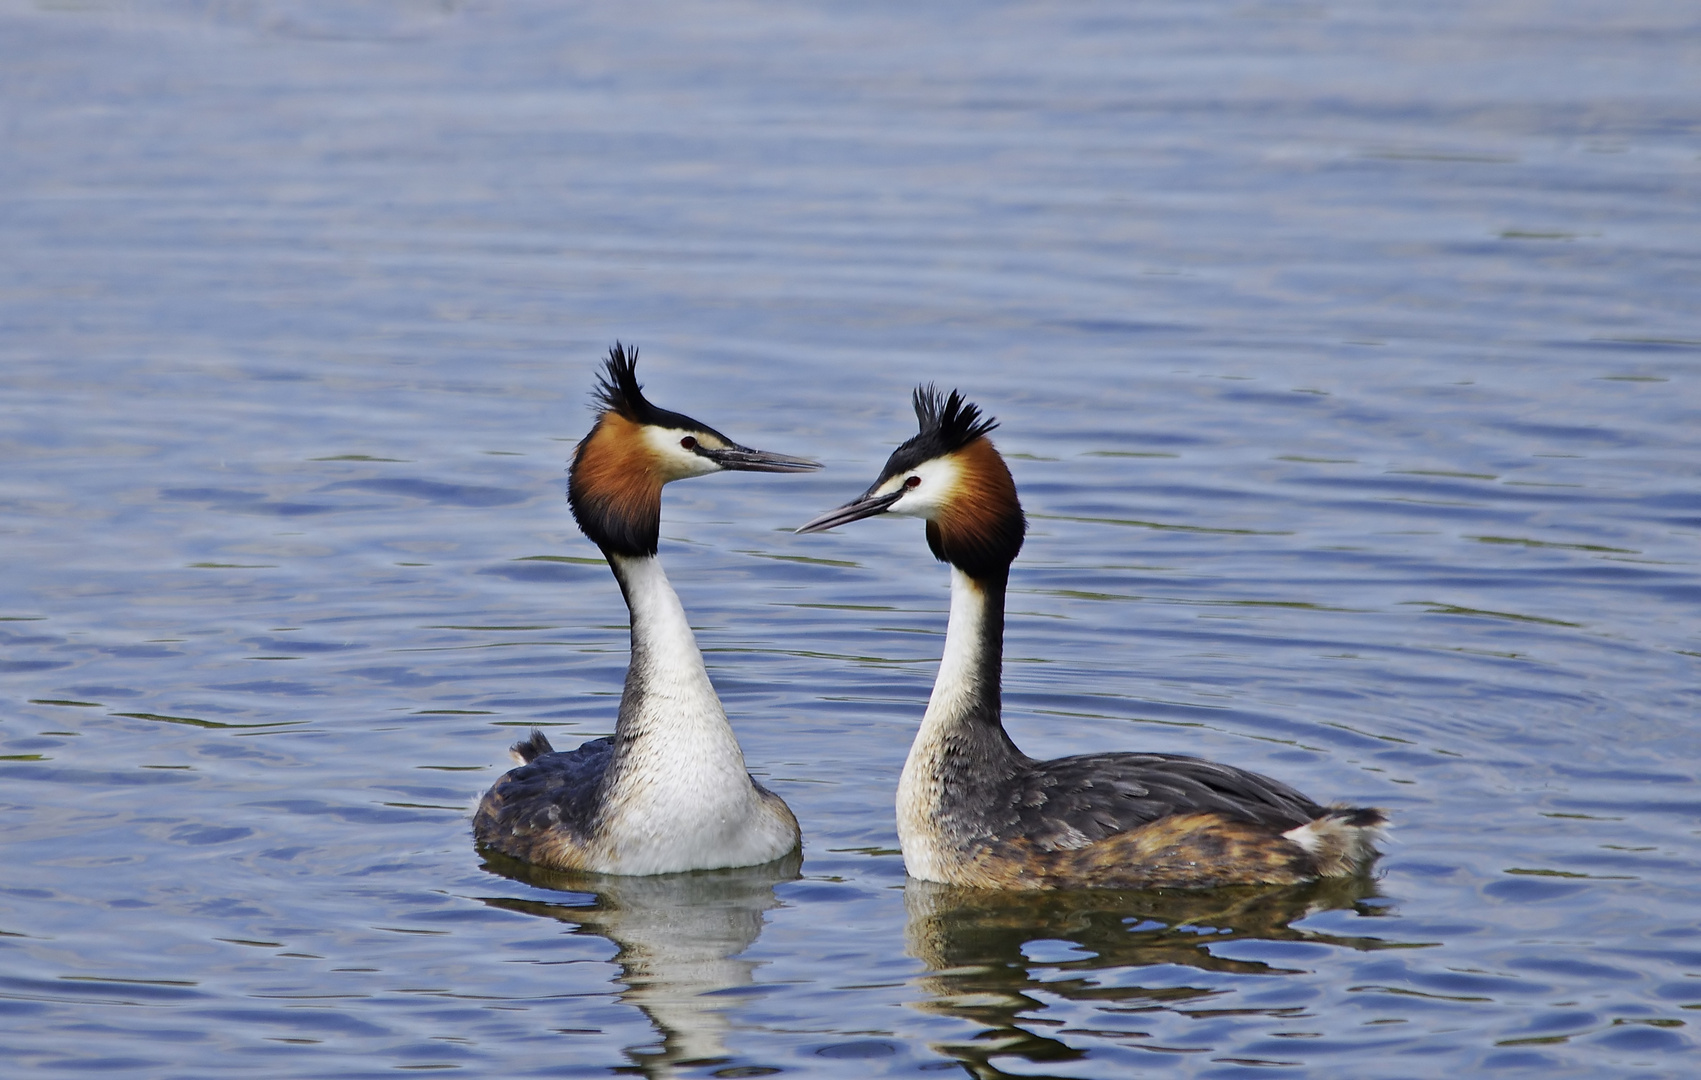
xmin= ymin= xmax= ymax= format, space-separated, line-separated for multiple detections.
xmin=796 ymin=488 xmax=903 ymax=533
xmin=701 ymin=445 xmax=821 ymax=473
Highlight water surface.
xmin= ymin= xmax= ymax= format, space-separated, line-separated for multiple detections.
xmin=2 ymin=2 xmax=1698 ymax=1077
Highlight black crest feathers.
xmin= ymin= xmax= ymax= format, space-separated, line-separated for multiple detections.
xmin=877 ymin=385 xmax=1001 ymax=486
xmin=913 ymin=385 xmax=999 ymax=451
xmin=592 ymin=342 xmax=655 ymax=423
xmin=587 ymin=342 xmax=713 ymax=434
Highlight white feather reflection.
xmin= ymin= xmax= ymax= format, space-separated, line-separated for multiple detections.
xmin=477 ymin=852 xmax=801 ymax=1076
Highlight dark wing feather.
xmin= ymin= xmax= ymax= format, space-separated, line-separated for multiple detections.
xmin=994 ymin=752 xmax=1325 ymax=852
xmin=474 ymin=736 xmax=614 ymax=849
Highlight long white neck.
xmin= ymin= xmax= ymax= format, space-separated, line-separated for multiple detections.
xmin=607 ymin=553 xmax=748 ymax=775
xmin=922 ymin=566 xmax=1003 ymax=736
xmin=897 ymin=565 xmax=1023 ymax=880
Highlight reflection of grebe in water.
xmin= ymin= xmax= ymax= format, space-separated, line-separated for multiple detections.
xmin=479 ymin=851 xmax=802 ymax=1075
xmin=474 ymin=346 xmax=816 ymax=875
xmin=904 ymin=874 xmax=1388 ymax=1071
xmin=800 ymin=387 xmax=1386 ymax=890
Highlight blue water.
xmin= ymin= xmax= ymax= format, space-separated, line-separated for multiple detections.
xmin=3 ymin=2 xmax=1698 ymax=1076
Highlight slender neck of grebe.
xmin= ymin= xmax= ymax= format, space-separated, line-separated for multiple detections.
xmin=916 ymin=564 xmax=1024 ymax=765
xmin=604 ymin=551 xmax=748 ymax=776
xmin=897 ymin=562 xmax=1026 ymax=878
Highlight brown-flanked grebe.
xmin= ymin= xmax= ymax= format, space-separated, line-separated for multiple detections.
xmin=473 ymin=345 xmax=815 ymax=874
xmin=798 ymin=387 xmax=1385 ymax=890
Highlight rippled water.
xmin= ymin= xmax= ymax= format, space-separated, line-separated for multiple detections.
xmin=3 ymin=2 xmax=1699 ymax=1076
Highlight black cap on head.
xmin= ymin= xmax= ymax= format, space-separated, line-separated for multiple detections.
xmin=870 ymin=385 xmax=1000 ymax=488
xmin=593 ymin=342 xmax=733 ymax=442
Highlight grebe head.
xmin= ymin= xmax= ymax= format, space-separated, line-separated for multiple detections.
xmin=798 ymin=385 xmax=1026 ymax=579
xmin=570 ymin=343 xmax=819 ymax=556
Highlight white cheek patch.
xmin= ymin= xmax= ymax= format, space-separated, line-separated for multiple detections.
xmin=641 ymin=426 xmax=721 ymax=482
xmin=888 ymin=456 xmax=961 ymax=518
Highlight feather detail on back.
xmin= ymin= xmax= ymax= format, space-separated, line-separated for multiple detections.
xmin=990 ymin=752 xmax=1325 ymax=852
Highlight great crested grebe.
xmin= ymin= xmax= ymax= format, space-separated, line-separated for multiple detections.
xmin=474 ymin=345 xmax=815 ymax=875
xmin=798 ymin=387 xmax=1385 ymax=890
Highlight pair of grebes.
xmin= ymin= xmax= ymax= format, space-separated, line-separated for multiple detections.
xmin=474 ymin=346 xmax=1385 ymax=889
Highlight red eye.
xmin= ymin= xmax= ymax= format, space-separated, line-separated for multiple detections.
xmin=680 ymin=436 xmax=698 ymax=450
xmin=905 ymin=475 xmax=921 ymax=489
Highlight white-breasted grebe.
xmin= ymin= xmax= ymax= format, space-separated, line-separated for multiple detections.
xmin=798 ymin=387 xmax=1385 ymax=890
xmin=474 ymin=345 xmax=815 ymax=874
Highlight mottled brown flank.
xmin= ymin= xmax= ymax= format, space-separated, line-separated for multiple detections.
xmin=472 ymin=783 xmax=600 ymax=871
xmin=929 ymin=438 xmax=1025 ymax=577
xmin=571 ymin=412 xmax=664 ymax=545
xmin=952 ymin=813 xmax=1318 ymax=890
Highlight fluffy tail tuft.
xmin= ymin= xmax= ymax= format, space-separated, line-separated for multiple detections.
xmin=509 ymin=729 xmax=555 ymax=765
xmin=1283 ymin=805 xmax=1388 ymax=878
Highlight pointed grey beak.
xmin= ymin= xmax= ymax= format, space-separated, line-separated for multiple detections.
xmin=796 ymin=488 xmax=903 ymax=533
xmin=701 ymin=445 xmax=821 ymax=473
